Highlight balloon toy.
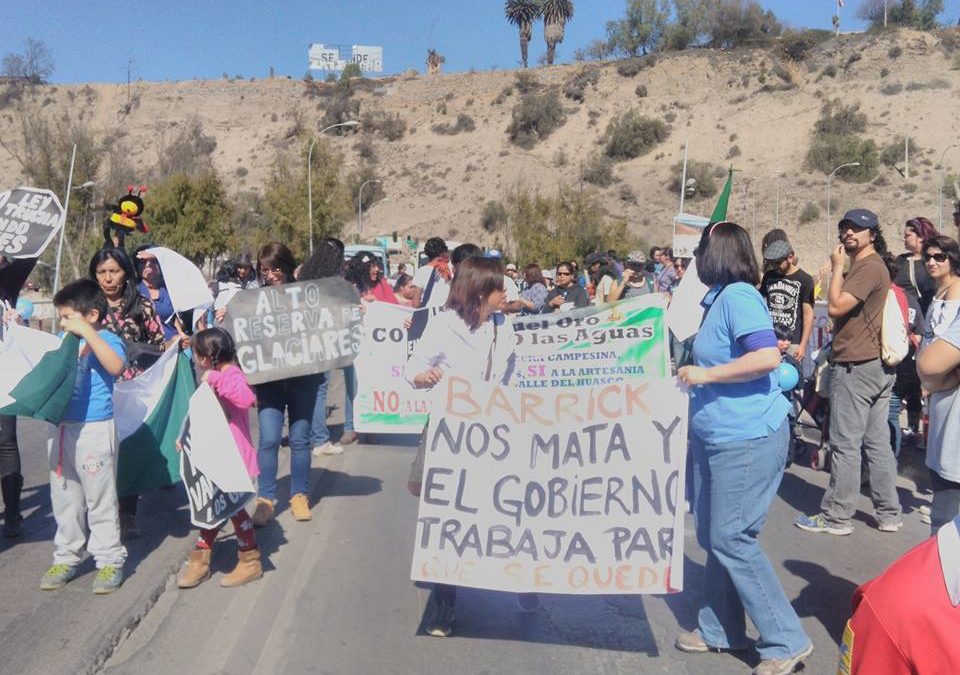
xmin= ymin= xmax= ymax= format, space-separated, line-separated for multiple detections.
xmin=777 ymin=361 xmax=800 ymax=391
xmin=14 ymin=297 xmax=34 ymax=321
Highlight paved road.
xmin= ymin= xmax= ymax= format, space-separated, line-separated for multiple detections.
xmin=99 ymin=438 xmax=931 ymax=675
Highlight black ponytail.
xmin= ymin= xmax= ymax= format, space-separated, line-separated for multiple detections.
xmin=193 ymin=327 xmax=237 ymax=368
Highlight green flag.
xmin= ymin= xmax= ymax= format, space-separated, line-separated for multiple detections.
xmin=0 ymin=334 xmax=79 ymax=424
xmin=710 ymin=168 xmax=734 ymax=222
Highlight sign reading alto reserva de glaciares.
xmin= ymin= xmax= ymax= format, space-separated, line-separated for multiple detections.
xmin=0 ymin=187 xmax=65 ymax=258
xmin=353 ymin=295 xmax=669 ymax=434
xmin=411 ymin=375 xmax=688 ymax=595
xmin=223 ymin=278 xmax=363 ymax=386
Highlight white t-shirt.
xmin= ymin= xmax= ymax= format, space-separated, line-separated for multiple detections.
xmin=926 ymin=312 xmax=960 ymax=482
xmin=922 ymin=297 xmax=960 ymax=350
xmin=594 ymin=275 xmax=615 ymax=305
xmin=404 ymin=310 xmax=516 ymax=387
xmin=413 ymin=262 xmax=451 ymax=309
xmin=504 ymin=275 xmax=520 ymax=302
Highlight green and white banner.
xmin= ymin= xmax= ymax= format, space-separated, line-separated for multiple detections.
xmin=354 ymin=295 xmax=669 ymax=434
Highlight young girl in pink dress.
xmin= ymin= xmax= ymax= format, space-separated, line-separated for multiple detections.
xmin=177 ymin=328 xmax=262 ymax=589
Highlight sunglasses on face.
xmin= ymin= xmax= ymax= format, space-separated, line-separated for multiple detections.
xmin=925 ymin=252 xmax=949 ymax=263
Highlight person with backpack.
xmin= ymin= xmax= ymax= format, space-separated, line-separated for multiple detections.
xmin=796 ymin=209 xmax=903 ymax=536
xmin=412 ymin=237 xmax=451 ymax=310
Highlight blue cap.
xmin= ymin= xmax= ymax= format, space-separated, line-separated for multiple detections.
xmin=839 ymin=208 xmax=879 ymax=229
xmin=485 ymin=249 xmax=502 ymax=259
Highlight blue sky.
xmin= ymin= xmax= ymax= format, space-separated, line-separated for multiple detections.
xmin=3 ymin=1 xmax=959 ymax=83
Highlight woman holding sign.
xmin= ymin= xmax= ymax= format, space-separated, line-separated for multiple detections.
xmin=676 ymin=222 xmax=813 ymax=675
xmin=250 ymin=243 xmax=321 ymax=526
xmin=406 ymin=255 xmax=518 ymax=638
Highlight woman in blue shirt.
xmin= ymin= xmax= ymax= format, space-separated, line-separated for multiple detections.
xmin=676 ymin=222 xmax=812 ymax=675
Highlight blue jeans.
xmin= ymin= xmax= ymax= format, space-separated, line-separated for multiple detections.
xmin=888 ymin=392 xmax=902 ymax=458
xmin=256 ymin=374 xmax=320 ymax=501
xmin=692 ymin=418 xmax=810 ymax=660
xmin=310 ymin=365 xmax=356 ymax=447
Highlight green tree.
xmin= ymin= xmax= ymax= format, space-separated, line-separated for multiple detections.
xmin=261 ymin=140 xmax=352 ymax=257
xmin=605 ymin=0 xmax=670 ymax=57
xmin=857 ymin=0 xmax=942 ymax=28
xmin=540 ymin=0 xmax=575 ymax=65
xmin=147 ymin=172 xmax=234 ymax=266
xmin=705 ymin=0 xmax=782 ymax=48
xmin=663 ymin=0 xmax=709 ymax=50
xmin=505 ymin=0 xmax=542 ymax=68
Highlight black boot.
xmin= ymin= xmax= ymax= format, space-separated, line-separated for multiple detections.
xmin=2 ymin=472 xmax=23 ymax=538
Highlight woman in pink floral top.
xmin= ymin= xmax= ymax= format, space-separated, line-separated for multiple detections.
xmin=89 ymin=248 xmax=166 ymax=380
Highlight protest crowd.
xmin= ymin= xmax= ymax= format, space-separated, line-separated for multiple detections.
xmin=3 ymin=183 xmax=960 ymax=675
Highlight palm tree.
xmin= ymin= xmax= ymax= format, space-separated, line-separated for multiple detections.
xmin=505 ymin=0 xmax=541 ymax=69
xmin=540 ymin=0 xmax=574 ymax=65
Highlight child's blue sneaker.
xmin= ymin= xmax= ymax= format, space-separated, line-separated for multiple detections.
xmin=92 ymin=565 xmax=124 ymax=595
xmin=40 ymin=563 xmax=77 ymax=590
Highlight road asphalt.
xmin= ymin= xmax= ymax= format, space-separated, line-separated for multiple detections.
xmin=0 ymin=398 xmax=932 ymax=675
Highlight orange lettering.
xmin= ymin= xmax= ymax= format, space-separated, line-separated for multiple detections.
xmin=625 ymin=383 xmax=650 ymax=416
xmin=597 ymin=385 xmax=622 ymax=419
xmin=567 ymin=566 xmax=589 ymax=589
xmin=486 ymin=386 xmax=521 ymax=423
xmin=520 ymin=392 xmax=551 ymax=425
xmin=615 ymin=564 xmax=633 ymax=591
xmin=534 ymin=564 xmax=554 ymax=589
xmin=447 ymin=376 xmax=481 ymax=417
xmin=554 ymin=392 xmax=584 ymax=424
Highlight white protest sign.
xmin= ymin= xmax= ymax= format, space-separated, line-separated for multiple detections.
xmin=144 ymin=246 xmax=214 ymax=313
xmin=411 ymin=376 xmax=688 ymax=595
xmin=665 ymin=257 xmax=708 ymax=342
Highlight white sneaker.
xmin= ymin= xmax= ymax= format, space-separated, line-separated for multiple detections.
xmin=312 ymin=442 xmax=343 ymax=457
xmin=877 ymin=520 xmax=903 ymax=533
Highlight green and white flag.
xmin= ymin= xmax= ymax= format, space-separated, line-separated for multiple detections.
xmin=114 ymin=345 xmax=196 ymax=497
xmin=0 ymin=324 xmax=78 ymax=424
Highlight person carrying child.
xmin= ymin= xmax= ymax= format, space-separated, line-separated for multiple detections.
xmin=41 ymin=279 xmax=127 ymax=594
xmin=177 ymin=327 xmax=262 ymax=588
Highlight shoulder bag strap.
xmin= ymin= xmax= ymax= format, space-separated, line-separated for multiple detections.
xmin=421 ymin=267 xmax=439 ymax=307
xmin=484 ymin=320 xmax=499 ymax=382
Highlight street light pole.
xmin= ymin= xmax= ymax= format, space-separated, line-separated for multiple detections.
xmin=307 ymin=120 xmax=360 ymax=256
xmin=357 ymin=179 xmax=382 ymax=240
xmin=826 ymin=162 xmax=860 ymax=248
xmin=937 ymin=144 xmax=959 ymax=231
xmin=52 ymin=144 xmax=78 ymax=300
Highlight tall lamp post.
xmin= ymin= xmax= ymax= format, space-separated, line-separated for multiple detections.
xmin=307 ymin=120 xmax=359 ymax=255
xmin=357 ymin=179 xmax=382 ymax=240
xmin=826 ymin=162 xmax=860 ymax=248
xmin=937 ymin=144 xmax=959 ymax=231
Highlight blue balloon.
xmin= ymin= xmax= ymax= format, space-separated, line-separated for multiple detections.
xmin=14 ymin=298 xmax=34 ymax=321
xmin=778 ymin=361 xmax=800 ymax=391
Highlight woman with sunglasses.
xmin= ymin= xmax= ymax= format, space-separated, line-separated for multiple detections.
xmin=250 ymin=243 xmax=322 ymax=526
xmin=676 ymin=222 xmax=812 ymax=675
xmin=917 ymin=235 xmax=960 ymax=533
xmin=542 ymin=262 xmax=589 ymax=312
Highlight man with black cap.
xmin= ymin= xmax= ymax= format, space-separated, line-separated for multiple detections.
xmin=760 ymin=237 xmax=814 ymax=362
xmin=796 ymin=209 xmax=903 ymax=536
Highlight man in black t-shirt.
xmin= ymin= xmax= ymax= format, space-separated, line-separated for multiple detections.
xmin=760 ymin=238 xmax=815 ymax=362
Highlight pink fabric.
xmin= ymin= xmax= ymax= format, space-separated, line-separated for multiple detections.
xmin=206 ymin=365 xmax=258 ymax=477
xmin=370 ymin=277 xmax=398 ymax=304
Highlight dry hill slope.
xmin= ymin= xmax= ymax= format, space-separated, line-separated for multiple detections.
xmin=1 ymin=28 xmax=959 ymax=266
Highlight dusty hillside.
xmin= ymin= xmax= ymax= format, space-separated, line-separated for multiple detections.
xmin=1 ymin=28 xmax=959 ymax=268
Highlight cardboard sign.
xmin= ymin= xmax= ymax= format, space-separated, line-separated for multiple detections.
xmin=179 ymin=433 xmax=253 ymax=529
xmin=354 ymin=295 xmax=669 ymax=434
xmin=223 ymin=277 xmax=363 ymax=385
xmin=0 ymin=187 xmax=64 ymax=258
xmin=410 ymin=376 xmax=688 ymax=595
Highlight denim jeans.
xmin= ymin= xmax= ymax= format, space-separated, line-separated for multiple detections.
xmin=310 ymin=365 xmax=356 ymax=447
xmin=888 ymin=392 xmax=902 ymax=458
xmin=692 ymin=418 xmax=810 ymax=660
xmin=822 ymin=360 xmax=901 ymax=527
xmin=256 ymin=374 xmax=320 ymax=501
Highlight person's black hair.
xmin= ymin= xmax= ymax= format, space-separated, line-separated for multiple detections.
xmin=216 ymin=261 xmax=240 ymax=284
xmin=881 ymin=251 xmax=900 ymax=279
xmin=193 ymin=327 xmax=237 ymax=368
xmin=423 ymin=236 xmax=448 ymax=261
xmin=923 ymin=235 xmax=960 ymax=276
xmin=451 ymin=243 xmax=482 ymax=266
xmin=773 ymin=324 xmax=792 ymax=342
xmin=343 ymin=252 xmax=378 ymax=293
xmin=326 ymin=237 xmax=345 ymax=256
xmin=88 ymin=247 xmax=144 ymax=321
xmin=393 ymin=273 xmax=413 ymax=293
xmin=257 ymin=242 xmax=297 ymax=283
xmin=696 ymin=221 xmax=760 ymax=286
xmin=300 ymin=238 xmax=344 ymax=280
xmin=54 ymin=278 xmax=107 ymax=320
xmin=871 ymin=227 xmax=888 ymax=255
xmin=648 ymin=246 xmax=662 ymax=258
